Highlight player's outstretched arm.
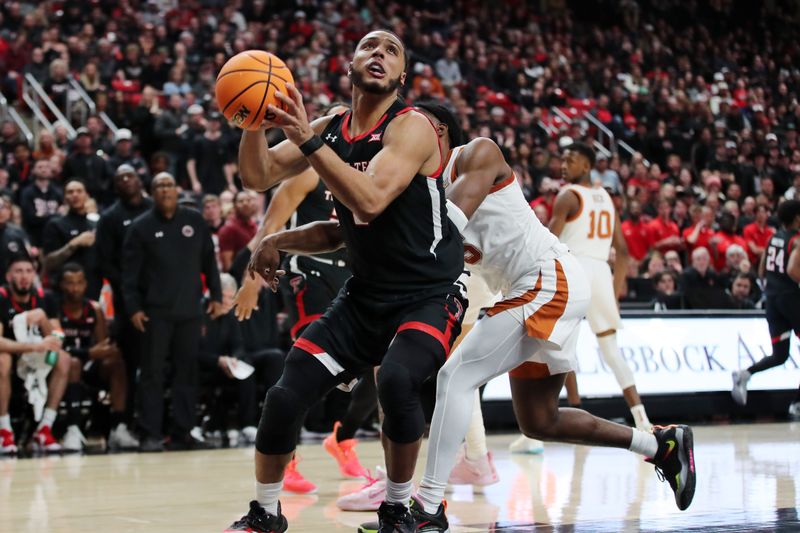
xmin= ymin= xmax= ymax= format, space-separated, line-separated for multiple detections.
xmin=238 ymin=115 xmax=334 ymax=192
xmin=267 ymin=85 xmax=439 ymax=222
xmin=445 ymin=138 xmax=510 ymax=220
xmin=611 ymin=211 xmax=631 ymax=299
xmin=549 ymin=188 xmax=580 ymax=237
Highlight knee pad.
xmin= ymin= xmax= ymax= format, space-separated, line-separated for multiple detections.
xmin=377 ymin=360 xmax=425 ymax=443
xmin=256 ymin=385 xmax=305 ymax=455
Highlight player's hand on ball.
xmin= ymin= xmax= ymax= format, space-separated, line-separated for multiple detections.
xmin=248 ymin=237 xmax=286 ymax=292
xmin=264 ymin=84 xmax=315 ymax=146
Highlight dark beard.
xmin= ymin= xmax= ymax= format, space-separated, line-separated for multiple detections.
xmin=11 ymin=282 xmax=30 ymax=297
xmin=350 ymin=69 xmax=402 ymax=95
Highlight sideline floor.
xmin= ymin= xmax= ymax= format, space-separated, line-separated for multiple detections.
xmin=2 ymin=423 xmax=799 ymax=532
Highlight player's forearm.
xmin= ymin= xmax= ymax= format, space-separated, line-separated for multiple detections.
xmin=613 ymin=253 xmax=629 ymax=298
xmin=306 ymin=146 xmax=384 ymax=221
xmin=268 ymin=221 xmax=344 ymax=255
xmin=44 ymin=242 xmax=76 ymax=271
xmin=239 ymin=130 xmax=280 ymax=191
xmin=0 ymin=337 xmax=44 ymax=354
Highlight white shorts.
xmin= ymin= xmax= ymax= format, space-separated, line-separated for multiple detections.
xmin=576 ymin=256 xmax=622 ymax=334
xmin=483 ymin=253 xmax=590 ymax=375
xmin=463 ymin=272 xmax=501 ymax=325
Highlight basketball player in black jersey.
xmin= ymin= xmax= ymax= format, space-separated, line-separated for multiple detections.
xmin=226 ymin=30 xmax=465 ymax=533
xmin=58 ymin=263 xmax=139 ymax=451
xmin=732 ymin=199 xmax=800 ymax=418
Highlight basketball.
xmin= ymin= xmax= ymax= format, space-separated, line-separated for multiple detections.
xmin=215 ymin=50 xmax=295 ymax=131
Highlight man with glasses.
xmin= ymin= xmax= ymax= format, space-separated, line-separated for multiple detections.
xmin=122 ymin=172 xmax=223 ymax=452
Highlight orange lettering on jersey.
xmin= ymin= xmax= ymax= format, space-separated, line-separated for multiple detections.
xmin=464 ymin=243 xmax=483 ymax=264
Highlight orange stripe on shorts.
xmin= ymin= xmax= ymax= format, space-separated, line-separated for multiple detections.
xmin=524 ymin=260 xmax=569 ymax=339
xmin=486 ymin=272 xmax=543 ymax=316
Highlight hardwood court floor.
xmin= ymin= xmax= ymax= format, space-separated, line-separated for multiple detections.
xmin=1 ymin=423 xmax=799 ymax=532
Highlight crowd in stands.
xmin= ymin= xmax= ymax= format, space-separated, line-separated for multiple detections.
xmin=0 ymin=0 xmax=798 ymax=449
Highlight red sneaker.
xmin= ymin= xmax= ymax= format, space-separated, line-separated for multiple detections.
xmin=0 ymin=428 xmax=17 ymax=454
xmin=323 ymin=422 xmax=368 ymax=478
xmin=283 ymin=457 xmax=317 ymax=494
xmin=32 ymin=425 xmax=62 ymax=453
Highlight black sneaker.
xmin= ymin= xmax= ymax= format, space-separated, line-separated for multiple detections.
xmin=224 ymin=501 xmax=288 ymax=532
xmin=358 ymin=498 xmax=450 ymax=533
xmin=646 ymin=424 xmax=696 ymax=511
xmin=138 ymin=436 xmax=164 ymax=453
xmin=167 ymin=433 xmax=213 ymax=451
xmin=358 ymin=501 xmax=415 ymax=533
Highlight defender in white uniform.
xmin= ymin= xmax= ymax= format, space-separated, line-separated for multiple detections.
xmin=404 ymin=105 xmax=695 ymax=532
xmin=550 ymin=143 xmax=652 ymax=431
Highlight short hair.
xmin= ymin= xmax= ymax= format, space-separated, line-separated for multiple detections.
xmin=220 ymin=272 xmax=238 ymax=293
xmin=654 ymin=270 xmax=677 ymax=285
xmin=414 ymin=100 xmax=464 ymax=147
xmin=62 ymin=262 xmax=85 ymax=276
xmin=7 ymin=252 xmax=34 ymax=268
xmin=777 ymin=199 xmax=800 ymax=226
xmin=64 ymin=177 xmax=87 ymax=190
xmin=202 ymin=194 xmax=220 ymax=206
xmin=733 ymin=272 xmax=752 ymax=284
xmin=565 ymin=141 xmax=596 ymax=167
xmin=726 ymin=244 xmax=746 ymax=259
xmin=358 ymin=29 xmax=410 ymax=72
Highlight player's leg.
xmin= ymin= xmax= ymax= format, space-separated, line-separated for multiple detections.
xmin=168 ymin=317 xmax=202 ymax=444
xmin=733 ymin=295 xmax=793 ymax=405
xmin=0 ymin=353 xmax=16 ymax=454
xmin=62 ymin=357 xmax=86 ymax=452
xmin=324 ymin=371 xmax=375 ymax=478
xmin=564 ymin=371 xmax=582 ymax=406
xmin=137 ymin=317 xmax=172 ymax=449
xmin=98 ymin=347 xmax=139 ymax=450
xmin=509 ymin=368 xmax=695 ymax=511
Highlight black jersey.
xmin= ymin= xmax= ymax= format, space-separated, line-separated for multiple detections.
xmin=319 ymin=99 xmax=463 ymax=295
xmin=59 ymin=299 xmax=98 ymax=361
xmin=0 ymin=286 xmax=57 ymax=341
xmin=764 ymin=228 xmax=800 ymax=296
xmin=289 ymin=177 xmax=347 ymax=264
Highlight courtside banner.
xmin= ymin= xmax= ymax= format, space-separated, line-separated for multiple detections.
xmin=483 ymin=316 xmax=800 ymax=400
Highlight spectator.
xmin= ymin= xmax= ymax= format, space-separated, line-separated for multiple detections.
xmin=683 ymin=205 xmax=716 ymax=253
xmin=621 ymin=200 xmax=651 ymax=263
xmin=163 ymin=66 xmax=192 ymax=96
xmin=591 ymin=153 xmax=622 ymax=194
xmin=664 ymin=250 xmax=683 ymax=274
xmin=20 ymin=159 xmax=62 ymax=247
xmin=62 ymin=128 xmax=114 ymax=207
xmin=122 ymin=172 xmax=222 ymax=452
xmin=647 ymin=199 xmax=682 ymax=255
xmin=32 ymin=130 xmax=66 ymax=169
xmin=435 ymin=47 xmax=462 ymax=87
xmin=107 ymin=128 xmax=151 ymax=188
xmin=57 ymin=263 xmax=139 ymax=452
xmin=7 ymin=142 xmax=33 ymax=191
xmin=0 ymin=255 xmax=70 ymax=454
xmin=742 ymin=205 xmax=775 ymax=264
xmin=652 ymin=270 xmax=682 ymax=311
xmin=681 ymin=247 xmax=728 ymax=309
xmin=529 ymin=177 xmax=559 ymax=220
xmin=726 ymin=272 xmax=756 ymax=310
xmin=783 ymin=172 xmax=800 ymax=200
xmin=709 ymin=211 xmax=748 ymax=272
xmin=0 ymin=195 xmax=30 ymax=274
xmin=42 ymin=179 xmax=100 ymax=298
xmin=218 ymin=191 xmax=258 ymax=272
xmin=44 ymin=58 xmax=71 ymax=110
xmin=186 ymin=112 xmax=235 ymax=195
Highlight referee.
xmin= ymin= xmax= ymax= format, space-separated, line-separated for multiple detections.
xmin=122 ymin=172 xmax=222 ymax=451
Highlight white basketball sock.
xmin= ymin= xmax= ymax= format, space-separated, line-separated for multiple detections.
xmin=255 ymin=480 xmax=282 ymax=515
xmin=464 ymin=389 xmax=488 ymax=461
xmin=628 ymin=428 xmax=658 ymax=458
xmin=417 ymin=478 xmax=447 ymax=514
xmin=38 ymin=408 xmax=57 ymax=430
xmin=0 ymin=414 xmax=10 ymax=431
xmin=385 ymin=478 xmax=413 ymax=505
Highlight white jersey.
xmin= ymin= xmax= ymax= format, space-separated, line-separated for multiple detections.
xmin=443 ymin=145 xmax=568 ymax=298
xmin=559 ymin=184 xmax=615 ymax=261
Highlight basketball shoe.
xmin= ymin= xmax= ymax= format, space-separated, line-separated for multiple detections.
xmin=448 ymin=445 xmax=498 ymax=486
xmin=32 ymin=425 xmax=61 ymax=453
xmin=323 ymin=421 xmax=368 ymax=478
xmin=0 ymin=428 xmax=17 ymax=454
xmin=61 ymin=425 xmax=87 ymax=453
xmin=646 ymin=424 xmax=696 ymax=511
xmin=358 ymin=497 xmax=448 ymax=533
xmin=337 ymin=467 xmax=387 ymax=511
xmin=224 ymin=501 xmax=288 ymax=533
xmin=731 ymin=370 xmax=750 ymax=405
xmin=283 ymin=457 xmax=317 ymax=494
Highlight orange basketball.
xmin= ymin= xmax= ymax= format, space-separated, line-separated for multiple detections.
xmin=215 ymin=51 xmax=295 ymax=131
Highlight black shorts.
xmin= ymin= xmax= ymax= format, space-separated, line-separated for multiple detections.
xmin=293 ymin=281 xmax=467 ymax=386
xmin=280 ymin=256 xmax=351 ymax=341
xmin=765 ymin=292 xmax=800 ymax=341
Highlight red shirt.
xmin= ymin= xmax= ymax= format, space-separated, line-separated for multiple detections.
xmin=647 ymin=217 xmax=681 ymax=253
xmin=682 ymin=224 xmax=715 ymax=252
xmin=218 ymin=216 xmax=257 ymax=255
xmin=529 ymin=196 xmax=555 ymax=220
xmin=741 ymin=222 xmax=774 ymax=263
xmin=621 ymin=219 xmax=651 ymax=261
xmin=712 ymin=231 xmax=748 ymax=272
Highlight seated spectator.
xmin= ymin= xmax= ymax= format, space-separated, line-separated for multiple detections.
xmin=651 ymin=270 xmax=682 ymax=311
xmin=709 ymin=211 xmax=748 ymax=272
xmin=163 ymin=66 xmax=193 ymax=96
xmin=590 ymin=153 xmax=622 ymax=193
xmin=0 ymin=254 xmax=71 ymax=454
xmin=680 ymin=247 xmax=728 ymax=309
xmin=664 ymin=249 xmax=684 ymax=274
xmin=20 ymin=159 xmax=63 ymax=247
xmin=742 ymin=205 xmax=775 ymax=263
xmin=682 ymin=205 xmax=716 ymax=252
xmin=784 ymin=172 xmax=800 ymax=200
xmin=199 ymin=273 xmax=257 ymax=445
xmin=42 ymin=179 xmax=101 ymax=299
xmin=725 ymin=272 xmax=756 ymax=310
xmin=57 ymin=263 xmax=138 ymax=452
xmin=218 ymin=191 xmax=258 ymax=272
xmin=648 ymin=199 xmax=683 ymax=254
xmin=621 ymin=200 xmax=651 ymax=263
xmin=0 ymin=195 xmax=30 ymax=274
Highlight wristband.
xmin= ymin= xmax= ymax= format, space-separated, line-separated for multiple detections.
xmin=299 ymin=134 xmax=324 ymax=156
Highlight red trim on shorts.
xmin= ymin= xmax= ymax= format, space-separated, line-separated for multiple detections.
xmin=397 ymin=320 xmax=453 ymax=356
xmin=290 ymin=287 xmax=323 ymax=341
xmin=293 ymin=337 xmax=325 ymax=356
